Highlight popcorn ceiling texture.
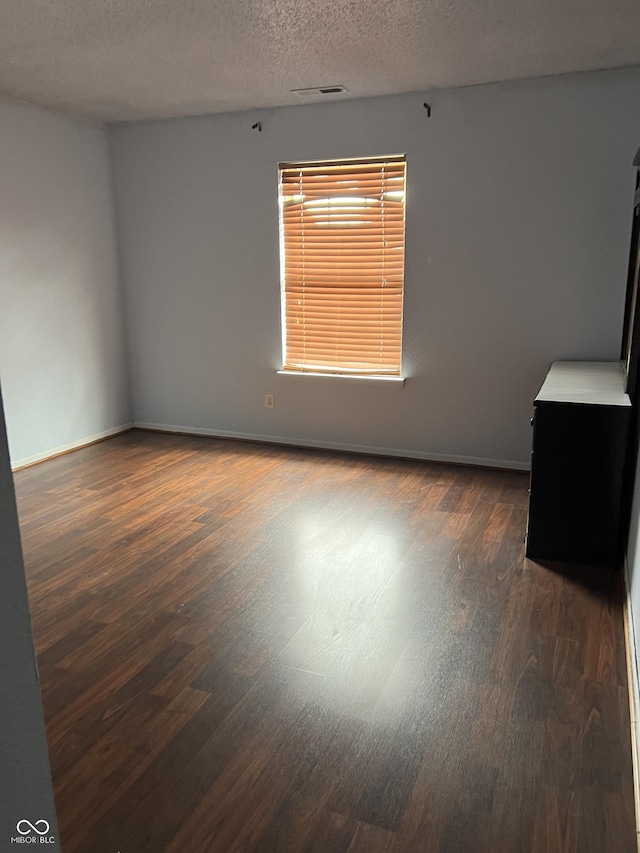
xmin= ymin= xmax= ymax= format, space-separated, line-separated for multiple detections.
xmin=0 ymin=0 xmax=639 ymax=121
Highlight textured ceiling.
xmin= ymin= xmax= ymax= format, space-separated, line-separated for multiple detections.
xmin=0 ymin=0 xmax=639 ymax=122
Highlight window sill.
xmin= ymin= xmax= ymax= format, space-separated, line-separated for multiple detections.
xmin=277 ymin=370 xmax=405 ymax=386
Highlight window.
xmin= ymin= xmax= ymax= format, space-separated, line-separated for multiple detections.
xmin=279 ymin=155 xmax=406 ymax=377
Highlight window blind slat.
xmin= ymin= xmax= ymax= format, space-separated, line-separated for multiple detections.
xmin=283 ymin=231 xmax=405 ymax=238
xmin=281 ymin=165 xmax=404 ymax=178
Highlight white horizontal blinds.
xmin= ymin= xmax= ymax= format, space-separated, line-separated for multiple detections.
xmin=280 ymin=156 xmax=406 ymax=375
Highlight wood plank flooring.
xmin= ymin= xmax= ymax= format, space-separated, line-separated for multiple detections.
xmin=14 ymin=430 xmax=637 ymax=852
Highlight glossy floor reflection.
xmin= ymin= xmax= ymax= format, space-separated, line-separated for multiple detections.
xmin=15 ymin=430 xmax=636 ymax=852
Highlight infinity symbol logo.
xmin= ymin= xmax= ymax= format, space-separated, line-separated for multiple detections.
xmin=17 ymin=820 xmax=50 ymax=835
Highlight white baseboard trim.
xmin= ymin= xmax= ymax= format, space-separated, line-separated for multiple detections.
xmin=623 ymin=556 xmax=640 ymax=850
xmin=11 ymin=423 xmax=134 ymax=471
xmin=133 ymin=421 xmax=530 ymax=471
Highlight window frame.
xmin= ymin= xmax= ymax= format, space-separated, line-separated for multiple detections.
xmin=278 ymin=154 xmax=407 ymax=380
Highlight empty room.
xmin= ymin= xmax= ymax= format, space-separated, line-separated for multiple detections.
xmin=3 ymin=1 xmax=640 ymax=851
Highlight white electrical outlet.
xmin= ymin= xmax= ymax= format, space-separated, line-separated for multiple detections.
xmin=265 ymin=393 xmax=275 ymax=409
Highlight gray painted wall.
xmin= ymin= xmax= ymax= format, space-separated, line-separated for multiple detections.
xmin=110 ymin=68 xmax=640 ymax=467
xmin=0 ymin=103 xmax=131 ymax=467
xmin=0 ymin=387 xmax=60 ymax=850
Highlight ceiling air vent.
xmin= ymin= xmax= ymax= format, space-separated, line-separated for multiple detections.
xmin=290 ymin=85 xmax=348 ymax=97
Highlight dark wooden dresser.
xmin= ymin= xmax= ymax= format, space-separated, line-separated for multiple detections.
xmin=526 ymin=361 xmax=631 ymax=568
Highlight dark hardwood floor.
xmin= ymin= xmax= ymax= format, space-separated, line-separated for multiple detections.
xmin=14 ymin=429 xmax=637 ymax=852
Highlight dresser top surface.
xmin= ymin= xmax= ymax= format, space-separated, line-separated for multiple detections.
xmin=535 ymin=361 xmax=631 ymax=407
